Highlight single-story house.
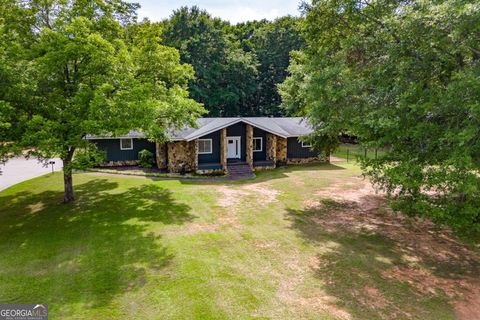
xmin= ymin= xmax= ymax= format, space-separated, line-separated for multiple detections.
xmin=86 ymin=117 xmax=327 ymax=174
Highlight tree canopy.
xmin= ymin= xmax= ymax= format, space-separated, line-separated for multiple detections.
xmin=0 ymin=0 xmax=205 ymax=202
xmin=162 ymin=7 xmax=305 ymax=116
xmin=234 ymin=16 xmax=306 ymax=116
xmin=280 ymin=0 xmax=480 ymax=235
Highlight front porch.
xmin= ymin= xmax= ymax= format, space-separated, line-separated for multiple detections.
xmin=157 ymin=122 xmax=289 ymax=175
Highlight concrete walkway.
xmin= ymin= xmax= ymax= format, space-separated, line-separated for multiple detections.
xmin=0 ymin=157 xmax=62 ymax=191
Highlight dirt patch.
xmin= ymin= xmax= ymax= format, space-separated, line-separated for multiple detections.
xmin=215 ymin=183 xmax=279 ymax=208
xmin=246 ymin=183 xmax=279 ymax=204
xmin=273 ymin=252 xmax=352 ymax=320
xmin=315 ymin=177 xmax=384 ymax=212
xmin=252 ymin=239 xmax=279 ymax=249
xmin=306 ymin=177 xmax=480 ymax=320
xmin=455 ymin=285 xmax=480 ymax=320
xmin=216 ymin=186 xmax=250 ymax=208
xmin=382 ymin=267 xmax=463 ymax=298
xmin=329 ymin=156 xmax=346 ymax=162
xmin=383 ymin=266 xmax=480 ymax=320
xmin=356 ymin=285 xmax=388 ymax=309
xmin=276 ymin=274 xmax=352 ymax=320
xmin=215 ymin=211 xmax=239 ymax=227
xmin=312 ymin=178 xmax=479 ymax=270
xmin=27 ymin=202 xmax=45 ymax=214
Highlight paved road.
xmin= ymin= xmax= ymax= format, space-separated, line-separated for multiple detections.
xmin=0 ymin=157 xmax=62 ymax=191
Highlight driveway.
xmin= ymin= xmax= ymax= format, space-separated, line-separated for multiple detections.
xmin=0 ymin=157 xmax=62 ymax=191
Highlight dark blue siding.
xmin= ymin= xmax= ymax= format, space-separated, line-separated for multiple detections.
xmin=226 ymin=122 xmax=246 ymax=161
xmin=287 ymin=137 xmax=319 ymax=158
xmin=198 ymin=131 xmax=221 ymax=164
xmin=91 ymin=138 xmax=156 ymax=162
xmin=253 ymin=127 xmax=266 ymax=161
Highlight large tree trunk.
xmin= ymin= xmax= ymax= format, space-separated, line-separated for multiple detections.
xmin=62 ymin=147 xmax=76 ymax=203
xmin=63 ymin=168 xmax=74 ymax=203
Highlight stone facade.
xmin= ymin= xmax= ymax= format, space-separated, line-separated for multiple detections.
xmin=246 ymin=124 xmax=253 ymax=168
xmin=153 ymin=125 xmax=320 ymax=174
xmin=266 ymin=133 xmax=277 ymax=164
xmin=167 ymin=140 xmax=198 ymax=173
xmin=220 ymin=128 xmax=227 ymax=170
xmin=253 ymin=164 xmax=275 ymax=171
xmin=276 ymin=137 xmax=287 ymax=163
xmin=98 ymin=160 xmax=138 ymax=167
xmin=287 ymin=155 xmax=328 ymax=164
xmin=196 ymin=168 xmax=225 ymax=175
xmin=155 ymin=142 xmax=167 ymax=169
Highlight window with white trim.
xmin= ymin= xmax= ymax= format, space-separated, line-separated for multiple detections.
xmin=253 ymin=137 xmax=263 ymax=152
xmin=120 ymin=138 xmax=133 ymax=150
xmin=301 ymin=140 xmax=312 ymax=148
xmin=198 ymin=139 xmax=212 ymax=154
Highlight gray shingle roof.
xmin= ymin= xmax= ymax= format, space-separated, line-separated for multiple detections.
xmin=85 ymin=130 xmax=144 ymax=139
xmin=86 ymin=117 xmax=313 ymax=141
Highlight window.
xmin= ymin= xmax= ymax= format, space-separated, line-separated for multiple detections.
xmin=253 ymin=137 xmax=263 ymax=152
xmin=198 ymin=139 xmax=212 ymax=154
xmin=120 ymin=138 xmax=133 ymax=150
xmin=301 ymin=140 xmax=312 ymax=148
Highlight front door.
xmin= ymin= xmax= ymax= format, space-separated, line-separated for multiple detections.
xmin=227 ymin=137 xmax=241 ymax=159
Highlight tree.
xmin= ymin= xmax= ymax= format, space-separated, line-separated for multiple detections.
xmin=161 ymin=7 xmax=305 ymax=117
xmin=280 ymin=0 xmax=480 ymax=235
xmin=162 ymin=6 xmax=258 ymax=117
xmin=0 ymin=0 xmax=204 ymax=202
xmin=235 ymin=16 xmax=306 ymax=116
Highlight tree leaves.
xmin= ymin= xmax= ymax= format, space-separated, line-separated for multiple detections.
xmin=0 ymin=0 xmax=205 ymax=200
xmin=162 ymin=7 xmax=305 ymax=116
xmin=281 ymin=0 xmax=480 ymax=236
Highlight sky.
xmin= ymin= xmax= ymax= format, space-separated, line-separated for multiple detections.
xmin=133 ymin=0 xmax=303 ymax=24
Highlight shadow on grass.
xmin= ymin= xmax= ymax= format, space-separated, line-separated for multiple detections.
xmin=0 ymin=179 xmax=194 ymax=312
xmin=284 ymin=203 xmax=477 ymax=319
xmin=179 ymin=162 xmax=347 ymax=186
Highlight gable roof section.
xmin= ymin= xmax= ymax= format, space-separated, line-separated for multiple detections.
xmin=180 ymin=117 xmax=312 ymax=141
xmin=268 ymin=118 xmax=314 ymax=136
xmin=180 ymin=118 xmax=242 ymax=141
xmin=86 ymin=117 xmax=313 ymax=141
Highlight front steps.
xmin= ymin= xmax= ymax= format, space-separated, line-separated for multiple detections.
xmin=226 ymin=161 xmax=255 ymax=180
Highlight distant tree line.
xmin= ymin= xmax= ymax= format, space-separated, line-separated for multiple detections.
xmin=160 ymin=6 xmax=305 ymax=117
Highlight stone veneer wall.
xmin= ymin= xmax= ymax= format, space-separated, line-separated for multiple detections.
xmin=97 ymin=160 xmax=138 ymax=167
xmin=167 ymin=140 xmax=198 ymax=173
xmin=196 ymin=168 xmax=226 ymax=175
xmin=155 ymin=142 xmax=167 ymax=169
xmin=246 ymin=124 xmax=253 ymax=168
xmin=287 ymin=155 xmax=328 ymax=164
xmin=220 ymin=128 xmax=227 ymax=169
xmin=266 ymin=133 xmax=277 ymax=164
xmin=276 ymin=137 xmax=287 ymax=163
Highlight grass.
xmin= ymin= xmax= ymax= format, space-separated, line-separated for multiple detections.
xmin=84 ymin=167 xmax=227 ymax=179
xmin=0 ymin=162 xmax=478 ymax=319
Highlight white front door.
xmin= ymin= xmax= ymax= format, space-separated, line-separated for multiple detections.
xmin=227 ymin=137 xmax=241 ymax=159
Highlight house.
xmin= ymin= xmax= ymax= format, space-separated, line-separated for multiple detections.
xmin=86 ymin=117 xmax=327 ymax=174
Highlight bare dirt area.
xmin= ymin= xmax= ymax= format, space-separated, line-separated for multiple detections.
xmin=329 ymin=156 xmax=347 ymax=162
xmin=216 ymin=183 xmax=279 ymax=208
xmin=301 ymin=176 xmax=480 ymax=320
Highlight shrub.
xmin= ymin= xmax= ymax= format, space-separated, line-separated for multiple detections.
xmin=73 ymin=147 xmax=105 ymax=169
xmin=138 ymin=149 xmax=154 ymax=168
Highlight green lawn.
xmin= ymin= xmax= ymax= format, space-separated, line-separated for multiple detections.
xmin=0 ymin=162 xmax=478 ymax=319
xmin=332 ymin=143 xmax=387 ymax=161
